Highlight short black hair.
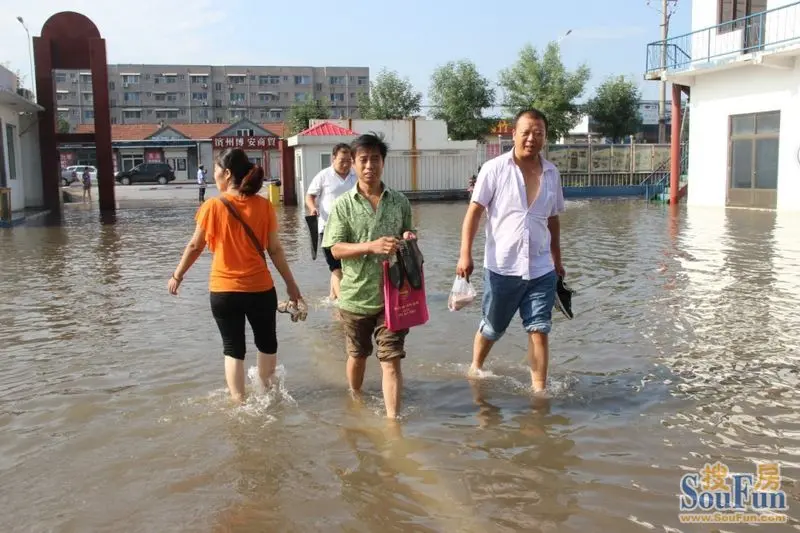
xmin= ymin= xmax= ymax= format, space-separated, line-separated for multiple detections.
xmin=350 ymin=132 xmax=388 ymax=161
xmin=332 ymin=143 xmax=351 ymax=157
xmin=513 ymin=108 xmax=549 ymax=132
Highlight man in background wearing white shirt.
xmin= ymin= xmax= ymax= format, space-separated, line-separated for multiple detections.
xmin=305 ymin=143 xmax=356 ymax=300
xmin=457 ymin=109 xmax=567 ymax=394
xmin=197 ymin=165 xmax=207 ymax=203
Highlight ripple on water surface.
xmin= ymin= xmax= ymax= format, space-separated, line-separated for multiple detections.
xmin=0 ymin=200 xmax=798 ymax=532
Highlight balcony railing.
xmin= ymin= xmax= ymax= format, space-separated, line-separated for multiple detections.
xmin=646 ymin=1 xmax=800 ymax=76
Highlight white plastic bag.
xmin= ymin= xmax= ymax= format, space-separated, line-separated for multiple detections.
xmin=448 ymin=276 xmax=477 ymax=312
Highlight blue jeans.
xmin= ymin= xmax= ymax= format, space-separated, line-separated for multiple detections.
xmin=479 ymin=269 xmax=557 ymax=341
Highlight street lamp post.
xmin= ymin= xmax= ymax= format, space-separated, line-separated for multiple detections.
xmin=16 ymin=16 xmax=35 ymax=101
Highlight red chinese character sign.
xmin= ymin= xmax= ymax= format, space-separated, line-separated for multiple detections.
xmin=144 ymin=149 xmax=163 ymax=162
xmin=212 ymin=136 xmax=278 ymax=150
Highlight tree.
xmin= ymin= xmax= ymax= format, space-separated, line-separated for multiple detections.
xmin=56 ymin=116 xmax=71 ymax=134
xmin=429 ymin=60 xmax=495 ymax=140
xmin=584 ymin=75 xmax=642 ymax=143
xmin=286 ymin=99 xmax=330 ymax=136
xmin=358 ymin=68 xmax=422 ymax=120
xmin=498 ymin=42 xmax=591 ymax=141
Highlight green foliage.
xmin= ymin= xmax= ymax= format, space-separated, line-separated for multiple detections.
xmin=498 ymin=42 xmax=591 ymax=141
xmin=358 ymin=68 xmax=422 ymax=120
xmin=429 ymin=60 xmax=495 ymax=140
xmin=56 ymin=116 xmax=71 ymax=134
xmin=584 ymin=75 xmax=642 ymax=143
xmin=286 ymin=99 xmax=330 ymax=136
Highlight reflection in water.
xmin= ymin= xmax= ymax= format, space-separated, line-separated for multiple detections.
xmin=0 ymin=200 xmax=798 ymax=532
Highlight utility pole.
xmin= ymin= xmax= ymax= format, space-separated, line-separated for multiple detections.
xmin=648 ymin=0 xmax=678 ymax=143
xmin=659 ymin=0 xmax=668 ymax=143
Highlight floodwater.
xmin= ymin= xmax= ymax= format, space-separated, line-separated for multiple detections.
xmin=1 ymin=199 xmax=798 ymax=533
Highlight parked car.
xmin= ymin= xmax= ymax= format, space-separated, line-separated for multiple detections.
xmin=115 ymin=163 xmax=176 ymax=185
xmin=61 ymin=165 xmax=97 ymax=186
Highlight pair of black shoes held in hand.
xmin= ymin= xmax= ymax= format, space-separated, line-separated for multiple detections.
xmin=387 ymin=239 xmax=424 ymax=290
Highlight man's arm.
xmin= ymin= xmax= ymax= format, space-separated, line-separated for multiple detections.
xmin=549 ymin=168 xmax=566 ymax=275
xmin=324 ymin=202 xmax=397 ymax=259
xmin=456 ymin=165 xmax=493 ymax=279
xmin=548 ymin=216 xmax=561 ymax=266
xmin=305 ymin=173 xmax=323 ymax=215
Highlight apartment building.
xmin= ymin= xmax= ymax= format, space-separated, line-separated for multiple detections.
xmin=53 ymin=64 xmax=370 ymax=129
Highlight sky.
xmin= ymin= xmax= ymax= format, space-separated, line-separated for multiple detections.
xmin=1 ymin=0 xmax=692 ymax=111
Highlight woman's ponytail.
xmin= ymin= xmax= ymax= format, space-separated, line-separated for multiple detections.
xmin=239 ymin=164 xmax=264 ymax=196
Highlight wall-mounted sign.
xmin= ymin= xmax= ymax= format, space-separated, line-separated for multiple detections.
xmin=212 ymin=136 xmax=278 ymax=150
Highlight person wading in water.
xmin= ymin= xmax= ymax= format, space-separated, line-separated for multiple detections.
xmin=168 ymin=148 xmax=304 ymax=404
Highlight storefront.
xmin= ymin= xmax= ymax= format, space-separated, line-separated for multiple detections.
xmin=208 ymin=120 xmax=281 ymax=177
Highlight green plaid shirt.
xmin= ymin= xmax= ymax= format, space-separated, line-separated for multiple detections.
xmin=322 ymin=183 xmax=414 ymax=315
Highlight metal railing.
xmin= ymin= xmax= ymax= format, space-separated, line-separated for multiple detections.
xmin=646 ymin=1 xmax=800 ymax=75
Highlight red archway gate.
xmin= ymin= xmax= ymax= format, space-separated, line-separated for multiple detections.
xmin=34 ymin=11 xmax=115 ymax=213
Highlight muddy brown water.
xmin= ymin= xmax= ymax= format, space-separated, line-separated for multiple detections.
xmin=1 ymin=199 xmax=798 ymax=532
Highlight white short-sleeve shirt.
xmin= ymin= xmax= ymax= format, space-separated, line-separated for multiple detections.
xmin=306 ymin=166 xmax=357 ymax=232
xmin=471 ymin=150 xmax=566 ymax=280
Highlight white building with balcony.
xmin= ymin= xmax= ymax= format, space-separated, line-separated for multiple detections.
xmin=647 ymin=0 xmax=800 ymax=211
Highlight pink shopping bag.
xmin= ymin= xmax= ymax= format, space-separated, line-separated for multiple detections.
xmin=382 ymin=260 xmax=429 ymax=332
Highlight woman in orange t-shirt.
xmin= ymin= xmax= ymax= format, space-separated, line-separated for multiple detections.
xmin=167 ymin=148 xmax=304 ymax=403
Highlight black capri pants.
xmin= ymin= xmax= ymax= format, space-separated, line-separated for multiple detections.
xmin=209 ymin=289 xmax=278 ymax=360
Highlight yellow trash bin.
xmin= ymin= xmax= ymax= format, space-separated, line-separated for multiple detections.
xmin=0 ymin=187 xmax=11 ymax=224
xmin=267 ymin=182 xmax=280 ymax=206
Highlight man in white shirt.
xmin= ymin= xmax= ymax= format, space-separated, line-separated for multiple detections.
xmin=305 ymin=143 xmax=356 ymax=300
xmin=457 ymin=109 xmax=567 ymax=394
xmin=197 ymin=165 xmax=207 ymax=203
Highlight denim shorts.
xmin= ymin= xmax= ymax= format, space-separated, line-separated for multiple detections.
xmin=479 ymin=268 xmax=557 ymax=340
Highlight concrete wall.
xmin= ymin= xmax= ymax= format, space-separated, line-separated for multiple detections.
xmin=20 ymin=113 xmax=43 ymax=209
xmin=0 ymin=106 xmax=25 ymax=212
xmin=687 ymin=61 xmax=800 ymax=211
xmin=312 ymin=118 xmax=477 ymax=151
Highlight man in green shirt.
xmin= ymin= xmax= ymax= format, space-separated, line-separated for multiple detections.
xmin=322 ymin=133 xmax=416 ymax=419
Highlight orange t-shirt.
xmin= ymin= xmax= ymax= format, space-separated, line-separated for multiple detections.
xmin=195 ymin=194 xmax=278 ymax=293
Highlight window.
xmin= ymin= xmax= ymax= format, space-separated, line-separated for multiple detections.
xmin=166 ymin=93 xmax=178 ymax=101
xmin=55 ymin=72 xmax=67 ymax=83
xmin=124 ymin=92 xmax=140 ymax=102
xmin=192 ymin=92 xmax=208 ymax=101
xmin=236 ymin=128 xmax=255 ymax=137
xmin=329 ymin=76 xmax=346 ymax=85
xmin=83 ymin=110 xmax=94 ymax=120
xmin=80 ymin=74 xmax=92 ymax=84
xmin=230 ymin=92 xmax=246 ymax=103
xmin=259 ymin=93 xmax=277 ymax=102
xmin=228 ymin=76 xmax=246 ymax=84
xmin=294 ymin=92 xmax=308 ymax=102
xmin=259 ymin=75 xmax=280 ymax=85
xmin=330 ymin=93 xmax=345 ymax=102
xmin=82 ymin=92 xmax=93 ymax=103
xmin=155 ymin=110 xmax=179 ymax=119
xmin=269 ymin=110 xmax=281 ymax=120
xmin=123 ymin=110 xmax=142 ymax=119
xmin=6 ymin=124 xmax=17 ymax=180
xmin=727 ymin=111 xmax=780 ymax=208
xmin=121 ymin=155 xmax=144 ymax=171
xmin=121 ymin=75 xmax=140 ymax=84
xmin=165 ymin=75 xmax=177 ymax=84
xmin=190 ymin=75 xmax=208 ymax=84
xmin=215 ymin=83 xmax=222 ymax=91
xmin=320 ymin=153 xmax=331 ymax=169
xmin=718 ymin=0 xmax=768 ymax=33
xmin=357 ymin=76 xmax=369 ymax=86
xmin=294 ymin=75 xmax=311 ymax=85
xmin=249 ymin=156 xmax=263 ymax=167
xmin=154 ymin=93 xmax=167 ymax=101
